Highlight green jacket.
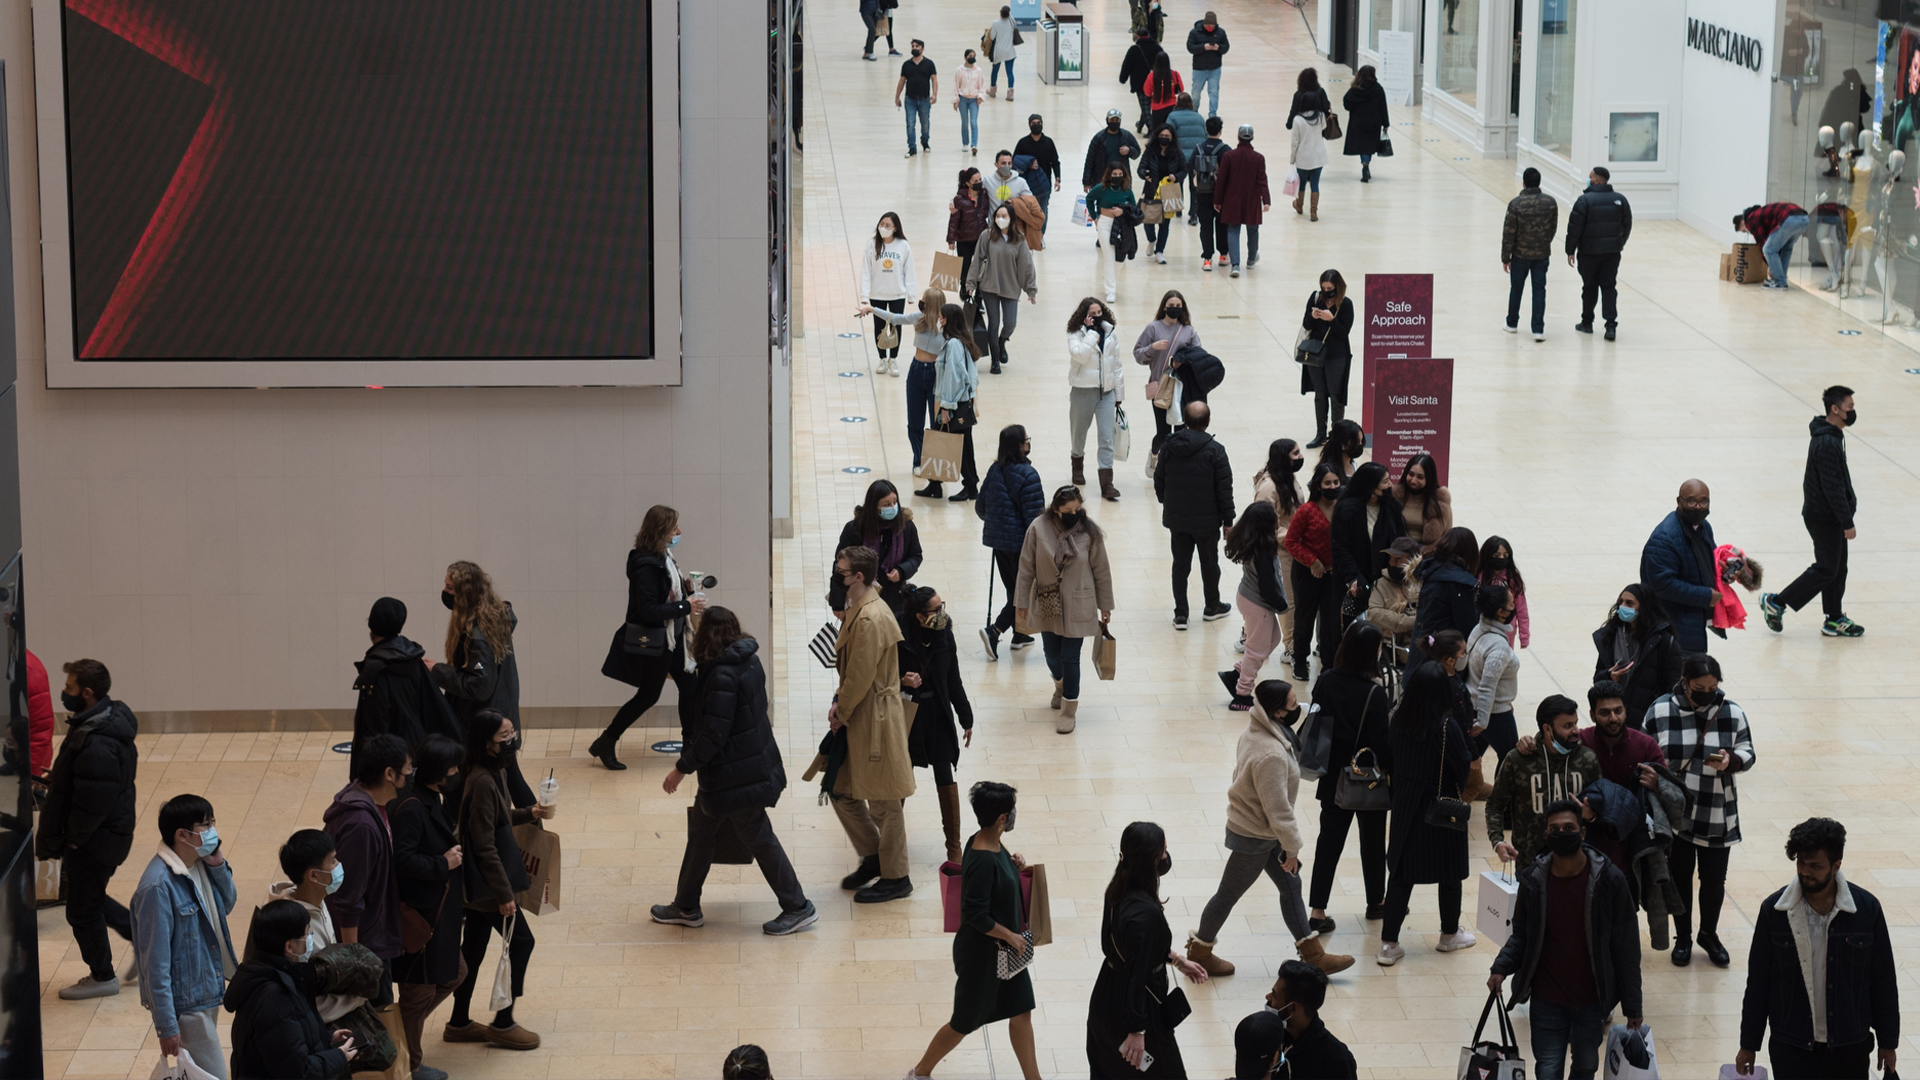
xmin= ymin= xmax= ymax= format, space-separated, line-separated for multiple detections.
xmin=1485 ymin=742 xmax=1601 ymax=864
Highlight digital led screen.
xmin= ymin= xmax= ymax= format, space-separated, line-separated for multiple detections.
xmin=57 ymin=0 xmax=653 ymax=360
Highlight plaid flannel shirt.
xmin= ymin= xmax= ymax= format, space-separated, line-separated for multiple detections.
xmin=1644 ymin=692 xmax=1756 ymax=847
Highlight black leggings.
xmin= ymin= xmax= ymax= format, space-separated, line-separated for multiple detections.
xmin=1150 ymin=403 xmax=1174 ymax=454
xmin=872 ymin=297 xmax=905 ymax=358
xmin=450 ymin=908 xmax=536 ymax=1025
xmin=1380 ymin=873 xmax=1461 ymax=943
xmin=1308 ymin=803 xmax=1387 ymax=910
xmin=600 ymin=654 xmax=696 ymax=744
xmin=1290 ymin=561 xmax=1341 ymax=669
xmin=1668 ymin=841 xmax=1732 ymax=934
xmin=991 ymin=548 xmax=1021 ymax=632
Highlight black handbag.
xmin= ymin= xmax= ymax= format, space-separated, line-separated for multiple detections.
xmin=1425 ymin=714 xmax=1472 ymax=832
xmin=1108 ymin=921 xmax=1193 ymax=1028
xmin=941 ymin=398 xmax=978 ymax=433
xmin=1334 ymin=686 xmax=1391 ymax=811
xmin=621 ymin=621 xmax=666 ymax=656
xmin=1376 ymin=131 xmax=1395 ymax=158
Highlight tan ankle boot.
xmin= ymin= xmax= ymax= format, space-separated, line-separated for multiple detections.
xmin=1310 ymin=192 xmax=1320 ymax=221
xmin=1464 ymin=758 xmax=1494 ymax=801
xmin=937 ymin=783 xmax=963 ymax=864
xmin=1050 ymin=679 xmax=1064 ymax=709
xmin=1056 ymin=698 xmax=1078 ymax=734
xmin=1296 ymin=934 xmax=1355 ymax=975
xmin=1071 ymin=455 xmax=1087 ymax=486
xmin=1186 ymin=932 xmax=1235 ymax=976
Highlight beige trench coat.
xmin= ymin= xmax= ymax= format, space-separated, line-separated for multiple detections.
xmin=832 ymin=588 xmax=915 ymax=801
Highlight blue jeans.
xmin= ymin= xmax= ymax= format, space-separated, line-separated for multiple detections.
xmin=1041 ymin=632 xmax=1085 ymax=700
xmin=1763 ymin=212 xmax=1810 ymax=283
xmin=1032 ymin=187 xmax=1051 ymax=233
xmin=1528 ymin=1000 xmax=1608 ymax=1080
xmin=905 ymin=359 xmax=937 ymax=465
xmin=957 ymin=96 xmax=980 ymax=147
xmin=1297 ymin=166 xmax=1323 ymax=192
xmin=1191 ymin=67 xmax=1221 ymax=116
xmin=991 ymin=59 xmax=1015 ymax=88
xmin=1507 ymin=258 xmax=1548 ymax=333
xmin=904 ymin=96 xmax=931 ymax=150
xmin=1226 ymin=223 xmax=1259 ymax=267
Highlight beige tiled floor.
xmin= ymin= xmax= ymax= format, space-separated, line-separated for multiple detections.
xmin=39 ymin=0 xmax=1920 ymax=1077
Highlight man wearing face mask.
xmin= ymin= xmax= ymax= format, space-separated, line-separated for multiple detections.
xmin=1013 ymin=115 xmax=1062 ymax=228
xmin=1082 ymin=108 xmax=1142 ymax=191
xmin=223 ymin=899 xmax=358 ymax=1079
xmin=1639 ymin=478 xmax=1719 ymax=654
xmin=131 ymin=793 xmax=240 ymax=1077
xmin=1762 ymin=385 xmax=1863 ymax=639
xmin=324 ymin=733 xmax=412 ymax=1010
xmin=1155 ymin=400 xmax=1235 ymax=629
xmin=1233 ymin=960 xmax=1356 ymax=1079
xmin=984 ymin=149 xmax=1033 ymax=216
xmin=1486 ymin=696 xmax=1601 ymax=868
xmin=268 ymin=829 xmax=366 ymax=1025
xmin=1185 ymin=11 xmax=1229 ymax=117
xmin=1489 ymin=801 xmax=1643 ymax=1080
xmin=37 ymin=657 xmax=138 ymax=1001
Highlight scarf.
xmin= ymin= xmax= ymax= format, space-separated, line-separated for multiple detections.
xmin=866 ymin=525 xmax=907 ymax=576
xmin=664 ymin=551 xmax=695 ymax=672
xmin=1610 ymin=623 xmax=1641 ymax=668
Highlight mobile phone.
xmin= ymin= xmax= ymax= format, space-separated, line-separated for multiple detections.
xmin=1119 ymin=1041 xmax=1153 ymax=1072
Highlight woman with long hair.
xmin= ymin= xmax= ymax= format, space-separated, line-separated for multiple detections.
xmin=1477 ymin=535 xmax=1530 ymax=649
xmin=977 ymin=425 xmax=1045 ymax=660
xmin=1287 ymin=93 xmax=1331 ymax=221
xmin=1250 ymin=438 xmax=1306 ymax=659
xmin=1306 ymin=622 xmax=1393 ymax=932
xmin=1591 ymin=583 xmax=1684 ymax=726
xmin=1463 ymin=583 xmax=1520 ymax=798
xmin=1221 ymin=501 xmax=1288 ymax=709
xmin=1138 ymin=123 xmax=1187 ymax=262
xmin=1341 ymin=64 xmax=1391 ymax=182
xmin=899 ymin=587 xmax=976 ymax=864
xmin=825 ymin=479 xmax=924 ymax=615
xmin=1066 ymin=296 xmax=1126 ymax=500
xmin=1286 ymin=67 xmax=1332 ymax=130
xmin=1409 ymin=527 xmax=1481 ymax=668
xmin=922 ymin=303 xmax=984 ymax=501
xmin=1143 ymin=53 xmax=1185 ymax=135
xmin=1015 ymin=486 xmax=1115 ymax=733
xmin=1328 ymin=461 xmax=1404 ymax=628
xmin=650 ymin=607 xmax=816 ymax=936
xmin=1301 ymin=272 xmax=1356 ymax=450
xmin=1087 ymin=821 xmax=1209 ymax=1079
xmin=946 ymin=170 xmax=988 ymax=284
xmin=1390 ymin=454 xmax=1452 ymax=553
xmin=1315 ymin=419 xmax=1363 ymax=477
xmin=391 ymin=733 xmax=468 ymax=1077
xmin=1132 ymin=290 xmax=1200 ymax=471
xmin=861 ymin=211 xmax=915 ymax=375
xmin=593 ymin=506 xmax=709 ymax=770
xmin=1371 ymin=662 xmax=1474 ymax=966
xmin=435 ymin=560 xmax=534 ymax=804
xmin=859 ymin=286 xmax=950 ymax=475
xmin=1283 ymin=464 xmax=1344 ymax=682
xmin=1086 ymin=162 xmax=1139 ymax=304
xmin=964 ymin=203 xmax=1038 ymax=375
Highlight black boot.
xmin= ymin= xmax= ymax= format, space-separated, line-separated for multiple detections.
xmin=1361 ymin=163 xmax=1371 ymax=182
xmin=1697 ymin=930 xmax=1731 ymax=968
xmin=588 ymin=733 xmax=626 ymax=771
xmin=1670 ymin=915 xmax=1693 ymax=966
xmin=914 ymin=480 xmax=943 ymax=498
xmin=840 ymin=855 xmax=882 ymax=890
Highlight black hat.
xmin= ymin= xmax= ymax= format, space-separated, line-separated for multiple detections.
xmin=368 ymin=596 xmax=407 ymax=638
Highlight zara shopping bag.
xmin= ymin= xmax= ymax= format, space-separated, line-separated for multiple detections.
xmin=915 ymin=428 xmax=967 ymax=484
xmin=1604 ymin=1024 xmax=1661 ymax=1080
xmin=1477 ymin=868 xmax=1519 ymax=947
xmin=1458 ymin=991 xmax=1527 ymax=1079
xmin=149 ymin=1049 xmax=219 ymax=1080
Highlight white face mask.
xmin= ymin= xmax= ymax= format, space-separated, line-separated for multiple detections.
xmin=995 ymin=215 xmax=1011 ymax=228
xmin=878 ymin=225 xmax=894 ymax=239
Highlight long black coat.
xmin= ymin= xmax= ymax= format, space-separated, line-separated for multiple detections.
xmin=223 ymin=957 xmax=351 ymax=1080
xmin=1341 ymin=83 xmax=1390 ymax=156
xmin=352 ymin=636 xmax=459 ymax=774
xmin=675 ymin=638 xmax=786 ymax=817
xmin=388 ymin=785 xmax=465 ymax=986
xmin=1298 ymin=293 xmax=1354 ymax=404
xmin=434 ymin=608 xmax=534 ymax=807
xmin=1086 ymin=890 xmax=1185 ymax=1079
xmin=35 ymin=699 xmax=137 ymax=866
xmin=1309 ymin=670 xmax=1392 ymax=804
xmin=899 ymin=625 xmax=974 ymax=770
xmin=1153 ymin=427 xmax=1234 ymax=535
xmin=1329 ymin=493 xmax=1405 ymax=599
xmin=602 ymin=550 xmax=693 ymax=687
xmin=1374 ymin=702 xmax=1471 ymax=885
xmin=1590 ymin=616 xmax=1684 ymax=728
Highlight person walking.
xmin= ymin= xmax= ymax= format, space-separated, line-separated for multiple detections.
xmin=1762 ymin=385 xmax=1863 ymax=638
xmin=1408 ymin=527 xmax=1481 ymax=668
xmin=1306 ymin=623 xmax=1393 ymax=932
xmin=1189 ymin=117 xmax=1230 ymax=269
xmin=1284 ymin=464 xmax=1344 ymax=681
xmin=1185 ymin=11 xmax=1229 ymax=116
xmin=1342 ymin=65 xmax=1390 ymax=182
xmin=1299 ymin=270 xmax=1355 ymax=449
xmin=954 ymin=49 xmax=985 ymax=155
xmin=1190 ymin=680 xmax=1355 ymax=977
xmin=593 ymin=505 xmax=707 ymax=769
xmin=1566 ymin=165 xmax=1632 ymax=339
xmin=965 ymin=201 xmax=1038 ymax=377
xmin=223 ymin=900 xmax=358 ymax=1080
xmin=859 ymin=288 xmax=949 ymax=476
xmin=1287 ymin=86 xmax=1331 ymax=222
xmin=860 ymin=212 xmax=915 ymax=375
xmin=352 ymin=598 xmax=459 ymax=776
xmin=1165 ymin=92 xmax=1207 ymax=170
xmin=1328 ymin=462 xmax=1403 ymax=629
xmin=1253 ymin=439 xmax=1307 ymax=661
xmin=947 ymin=170 xmax=988 ymax=291
xmin=651 ymin=608 xmax=818 ymax=935
xmin=1735 ymin=817 xmax=1899 ymax=1080
xmin=978 ymin=425 xmax=1045 ymax=660
xmin=932 ymin=301 xmax=984 ymax=500
xmin=1086 ymin=161 xmax=1139 ymax=304
xmin=1087 ymin=821 xmax=1211 ymax=1079
xmin=1133 ymin=290 xmax=1199 ymax=466
xmin=828 ymin=546 xmax=917 ymax=902
xmin=1733 ymin=201 xmax=1810 ymax=289
xmin=1487 ymin=800 xmax=1644 ymax=1080
xmin=1214 ymin=125 xmax=1269 ymax=277
xmin=265 ymin=830 xmax=359 ymax=1028
xmin=896 ymin=41 xmax=938 ymax=157
xmin=1640 ymin=479 xmax=1719 ymax=654
xmin=1118 ymin=27 xmax=1163 ymax=134
xmin=1155 ymin=400 xmax=1234 ymax=630
xmin=1221 ymin=503 xmax=1289 ymax=709
xmin=983 ymin=149 xmax=1034 ymax=218
xmin=1138 ymin=124 xmax=1187 ymax=263
xmin=1390 ymin=454 xmax=1452 ymax=553
xmin=1143 ymin=54 xmax=1184 ymax=136
xmin=987 ymin=7 xmax=1019 ymax=101
xmin=1013 ymin=115 xmax=1061 ymax=227
xmin=897 ymin=588 xmax=976 ymax=866
xmin=905 ymin=782 xmax=1042 ymax=1080
xmin=860 ymin=0 xmax=883 ymax=61
xmin=1368 ymin=538 xmax=1423 ymax=654
xmin=38 ymin=657 xmax=138 ymax=1000
xmin=1016 ymin=487 xmax=1115 ymax=734
xmin=389 ymin=735 xmax=468 ymax=1080
xmin=131 ymin=794 xmax=240 ymax=1078
xmin=322 ymin=733 xmax=409 ymax=1009
xmin=1372 ymin=663 xmax=1476 ymax=966
xmin=1486 ymin=697 xmax=1602 ymax=867
xmin=1646 ymin=653 xmax=1754 ymax=969
xmin=1285 ymin=66 xmax=1331 ymax=130
xmin=1592 ymin=584 xmax=1684 ymax=726
xmin=1065 ymin=297 xmax=1125 ymax=501
xmin=1465 ymin=584 xmax=1521 ymax=796
xmin=1502 ymin=167 xmax=1559 ymax=341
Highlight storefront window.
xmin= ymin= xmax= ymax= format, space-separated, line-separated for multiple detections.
xmin=1373 ymin=0 xmax=1394 ymax=52
xmin=1532 ymin=0 xmax=1576 ymax=157
xmin=1437 ymin=0 xmax=1479 ymax=106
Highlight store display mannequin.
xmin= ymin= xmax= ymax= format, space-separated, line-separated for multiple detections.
xmin=1874 ymin=149 xmax=1906 ymax=321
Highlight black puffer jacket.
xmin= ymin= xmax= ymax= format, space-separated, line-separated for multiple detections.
xmin=1565 ymin=183 xmax=1632 ymax=257
xmin=1409 ymin=560 xmax=1480 ymax=664
xmin=1800 ymin=416 xmax=1855 ymax=528
xmin=352 ymin=636 xmax=459 ymax=774
xmin=1169 ymin=339 xmax=1225 ymax=404
xmin=675 ymin=638 xmax=785 ymax=817
xmin=35 ymin=698 xmax=138 ymax=865
xmin=1590 ymin=615 xmax=1684 ymax=728
xmin=1185 ymin=18 xmax=1230 ymax=70
xmin=224 ymin=957 xmax=351 ymax=1080
xmin=1491 ymin=847 xmax=1643 ymax=1020
xmin=1153 ymin=427 xmax=1234 ymax=535
xmin=1329 ymin=493 xmax=1405 ymax=598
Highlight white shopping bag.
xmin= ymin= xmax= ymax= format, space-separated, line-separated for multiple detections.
xmin=1477 ymin=869 xmax=1518 ymax=947
xmin=489 ymin=913 xmax=517 ymax=1011
xmin=1604 ymin=1023 xmax=1660 ymax=1080
xmin=1717 ymin=1068 xmax=1766 ymax=1080
xmin=1070 ymin=195 xmax=1091 ymax=227
xmin=1113 ymin=403 xmax=1132 ymax=462
xmin=150 ymin=1047 xmax=219 ymax=1080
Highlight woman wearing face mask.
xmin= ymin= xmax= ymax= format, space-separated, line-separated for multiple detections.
xmin=593 ymin=506 xmax=709 ymax=771
xmin=1367 ymin=538 xmax=1423 ymax=654
xmin=1248 ymin=438 xmax=1306 ymax=659
xmin=965 ymin=204 xmax=1039 ymax=376
xmin=390 ymin=734 xmax=467 ymax=1078
xmin=1590 ymin=584 xmax=1683 ymax=726
xmin=1644 ymin=654 xmax=1754 ymax=969
xmin=1463 ymin=583 xmax=1520 ymax=800
xmin=1305 ymin=623 xmax=1393 ymax=934
xmin=1138 ymin=124 xmax=1188 ymax=264
xmin=1132 ymin=290 xmax=1200 ymax=471
xmin=946 ymin=171 xmax=988 ymax=284
xmin=977 ymin=425 xmax=1044 ymax=660
xmin=931 ymin=303 xmax=984 ymax=500
xmin=1315 ymin=419 xmax=1364 ymax=479
xmin=1220 ymin=502 xmax=1289 ymax=710
xmin=1389 ymin=454 xmax=1452 ymax=553
xmin=1016 ymin=486 xmax=1115 ymax=734
xmin=954 ymin=50 xmax=985 ymax=155
xmin=1286 ymin=90 xmax=1331 ymax=222
xmin=1088 ymin=821 xmax=1210 ymax=1080
xmin=1065 ymin=297 xmax=1125 ymax=501
xmin=1408 ymin=527 xmax=1480 ymax=669
xmin=436 ymin=561 xmax=535 ymax=805
xmin=1188 ymin=680 xmax=1354 ymax=980
xmin=1283 ymin=464 xmax=1344 ymax=682
xmin=225 ymin=899 xmax=358 ymax=1080
xmin=1086 ymin=164 xmax=1139 ymax=304
xmin=447 ymin=710 xmax=552 ymax=1050
xmin=1476 ymin=536 xmax=1530 ymax=649
xmin=1300 ymin=272 xmax=1355 ymax=449
xmin=907 ymin=782 xmax=1041 ymax=1080
xmin=1341 ymin=65 xmax=1390 ymax=183
xmin=860 ymin=212 xmax=915 ymax=376
xmin=826 ymin=480 xmax=924 ymax=614
xmin=898 ymin=588 xmax=976 ymax=865
xmin=1371 ymin=661 xmax=1475 ymax=966
xmin=858 ymin=287 xmax=949 ymax=476
xmin=1328 ymin=462 xmax=1404 ymax=630
xmin=1143 ymin=54 xmax=1185 ymax=136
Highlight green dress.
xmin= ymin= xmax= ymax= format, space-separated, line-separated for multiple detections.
xmin=949 ymin=836 xmax=1035 ymax=1034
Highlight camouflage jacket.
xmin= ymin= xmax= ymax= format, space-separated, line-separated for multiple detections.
xmin=1501 ymin=188 xmax=1559 ymax=263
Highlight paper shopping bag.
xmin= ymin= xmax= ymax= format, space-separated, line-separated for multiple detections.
xmin=513 ymin=822 xmax=562 ymax=915
xmin=940 ymin=860 xmax=964 ymax=932
xmin=1093 ymin=625 xmax=1117 ymax=681
xmin=915 ymin=428 xmax=967 ymax=484
xmin=1604 ymin=1023 xmax=1660 ymax=1080
xmin=34 ymin=855 xmax=63 ymax=908
xmin=1021 ymin=863 xmax=1053 ymax=946
xmin=1717 ymin=1067 xmax=1765 ymax=1079
xmin=873 ymin=13 xmax=889 ymax=37
xmin=930 ymin=251 xmax=966 ymax=295
xmin=1477 ymin=869 xmax=1519 ymax=947
xmin=1158 ymin=178 xmax=1184 ymax=214
xmin=1730 ymin=242 xmax=1769 ymax=284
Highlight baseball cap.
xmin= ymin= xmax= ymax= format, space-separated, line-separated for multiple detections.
xmin=1385 ymin=537 xmax=1422 ymax=558
xmin=1238 ymin=124 xmax=1254 ymax=140
xmin=1107 ymin=108 xmax=1123 ymax=119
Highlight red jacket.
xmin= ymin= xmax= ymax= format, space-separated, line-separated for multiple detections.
xmin=1144 ymin=70 xmax=1184 ymax=111
xmin=1283 ymin=502 xmax=1332 ymax=568
xmin=1213 ymin=143 xmax=1270 ymax=225
xmin=1742 ymin=202 xmax=1804 ymax=244
xmin=25 ymin=651 xmax=52 ymax=777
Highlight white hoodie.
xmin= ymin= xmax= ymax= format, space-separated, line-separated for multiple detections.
xmin=860 ymin=238 xmax=916 ymax=303
xmin=267 ymin=880 xmax=364 ymax=1022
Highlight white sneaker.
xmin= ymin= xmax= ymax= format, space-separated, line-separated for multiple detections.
xmin=1155 ymin=253 xmax=1167 ymax=264
xmin=1436 ymin=929 xmax=1478 ymax=952
xmin=1501 ymin=320 xmax=1518 ymax=333
xmin=1106 ymin=290 xmax=1117 ymax=304
xmin=1376 ymin=942 xmax=1406 ymax=966
xmin=1531 ymin=331 xmax=1547 ymax=342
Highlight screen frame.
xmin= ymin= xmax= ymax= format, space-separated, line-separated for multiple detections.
xmin=31 ymin=0 xmax=681 ymax=388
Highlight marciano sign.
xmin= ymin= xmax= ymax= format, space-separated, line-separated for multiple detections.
xmin=1687 ymin=17 xmax=1763 ymax=72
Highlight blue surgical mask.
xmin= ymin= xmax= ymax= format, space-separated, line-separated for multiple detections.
xmin=324 ymin=863 xmax=344 ymax=895
xmin=880 ymin=503 xmax=899 ymax=521
xmin=193 ymin=826 xmax=220 ymax=858
xmin=289 ymin=940 xmax=311 ymax=963
xmin=668 ymin=535 xmax=680 ymax=547
xmin=1616 ymin=605 xmax=1638 ymax=624
xmin=1552 ymin=739 xmax=1574 ymax=755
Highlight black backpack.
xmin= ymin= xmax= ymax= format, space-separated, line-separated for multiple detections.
xmin=1190 ymin=142 xmax=1224 ymax=193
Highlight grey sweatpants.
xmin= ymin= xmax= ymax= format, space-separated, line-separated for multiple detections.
xmin=1196 ymin=843 xmax=1312 ymax=944
xmin=1069 ymin=386 xmax=1118 ymax=468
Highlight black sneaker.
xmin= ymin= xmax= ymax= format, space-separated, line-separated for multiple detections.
xmin=1010 ymin=633 xmax=1036 ymax=650
xmin=1604 ymin=325 xmax=1617 ymax=341
xmin=1173 ymin=614 xmax=1189 ymax=631
xmin=1303 ymin=434 xmax=1328 ymax=449
xmin=1308 ymin=915 xmax=1337 ymax=935
xmin=763 ymin=901 xmax=819 ymax=936
xmin=649 ymin=904 xmax=704 ymax=927
xmin=1202 ymin=603 xmax=1232 ymax=621
xmin=1292 ymin=659 xmax=1310 ymax=682
xmin=854 ymin=876 xmax=914 ymax=904
xmin=1217 ymin=670 xmax=1239 ymax=697
xmin=840 ymin=855 xmax=881 ymax=890
xmin=980 ymin=625 xmax=1001 ymax=661
xmin=1697 ymin=932 xmax=1730 ymax=968
xmin=1575 ymin=321 xmax=1593 ymax=334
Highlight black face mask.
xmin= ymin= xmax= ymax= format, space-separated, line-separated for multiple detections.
xmin=1156 ymin=853 xmax=1173 ymax=876
xmin=1107 ymin=120 xmax=1121 ymax=130
xmin=1285 ymin=456 xmax=1304 ymax=474
xmin=1545 ymin=830 xmax=1583 ymax=857
xmin=1387 ymin=565 xmax=1405 ymax=584
xmin=492 ymin=735 xmax=521 ymax=758
xmin=440 ymin=589 xmax=456 ymax=610
xmin=1058 ymin=511 xmax=1084 ymax=530
xmin=1030 ymin=125 xmax=1043 ymax=135
xmin=1844 ymin=409 xmax=1857 ymax=426
xmin=1677 ymin=506 xmax=1709 ymax=527
xmin=1688 ymin=688 xmax=1721 ymax=709
xmin=1280 ymin=705 xmax=1302 ymax=726
xmin=1319 ymin=486 xmax=1340 ymax=502
xmin=61 ymin=691 xmax=88 ymax=714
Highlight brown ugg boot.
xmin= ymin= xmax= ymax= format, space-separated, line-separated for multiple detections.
xmin=1071 ymin=455 xmax=1087 ymax=486
xmin=938 ymin=783 xmax=963 ymax=864
xmin=1310 ymin=192 xmax=1320 ymax=221
xmin=1293 ymin=191 xmax=1305 ymax=215
xmin=1296 ymin=934 xmax=1355 ymax=975
xmin=1050 ymin=679 xmax=1064 ymax=709
xmin=1186 ymin=933 xmax=1235 ymax=976
xmin=1098 ymin=467 xmax=1121 ymax=501
xmin=1464 ymin=757 xmax=1494 ymax=802
xmin=1056 ymin=698 xmax=1078 ymax=734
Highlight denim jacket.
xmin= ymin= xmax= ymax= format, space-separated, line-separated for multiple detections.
xmin=131 ymin=845 xmax=239 ymax=1036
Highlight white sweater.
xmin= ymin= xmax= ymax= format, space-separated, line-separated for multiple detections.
xmin=1224 ymin=705 xmax=1304 ymax=854
xmin=861 ymin=239 xmax=916 ymax=303
xmin=1289 ymin=113 xmax=1330 ymax=171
